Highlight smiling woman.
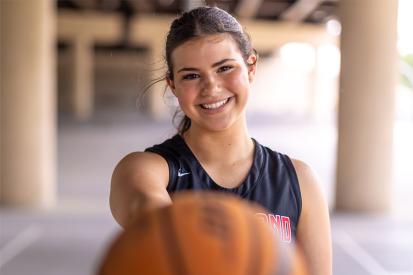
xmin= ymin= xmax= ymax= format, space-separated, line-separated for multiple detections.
xmin=166 ymin=33 xmax=255 ymax=133
xmin=109 ymin=6 xmax=332 ymax=275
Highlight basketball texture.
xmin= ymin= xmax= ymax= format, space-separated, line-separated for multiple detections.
xmin=98 ymin=191 xmax=308 ymax=275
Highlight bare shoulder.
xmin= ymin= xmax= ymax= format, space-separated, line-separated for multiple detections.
xmin=110 ymin=151 xmax=170 ymax=227
xmin=290 ymin=158 xmax=323 ymax=199
xmin=112 ymin=151 xmax=169 ymax=189
xmin=289 ymin=158 xmax=328 ymax=219
xmin=115 ymin=151 xmax=168 ymax=172
xmin=290 ymin=158 xmax=332 ymax=275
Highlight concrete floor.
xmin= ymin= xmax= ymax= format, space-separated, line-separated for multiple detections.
xmin=1 ymin=112 xmax=412 ymax=275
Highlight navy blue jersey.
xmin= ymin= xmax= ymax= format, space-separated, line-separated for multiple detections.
xmin=145 ymin=134 xmax=302 ymax=243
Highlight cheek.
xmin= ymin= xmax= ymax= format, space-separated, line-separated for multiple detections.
xmin=175 ymin=79 xmax=199 ymax=92
xmin=175 ymin=86 xmax=197 ymax=107
xmin=224 ymin=70 xmax=250 ymax=89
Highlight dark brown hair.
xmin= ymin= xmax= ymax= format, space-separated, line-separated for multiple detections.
xmin=165 ymin=6 xmax=255 ymax=135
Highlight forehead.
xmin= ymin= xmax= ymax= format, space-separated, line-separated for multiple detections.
xmin=171 ymin=34 xmax=243 ymax=69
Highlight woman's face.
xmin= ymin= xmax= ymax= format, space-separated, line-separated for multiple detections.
xmin=167 ymin=33 xmax=256 ymax=133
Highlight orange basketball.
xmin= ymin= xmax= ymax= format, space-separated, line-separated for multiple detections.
xmin=98 ymin=191 xmax=308 ymax=275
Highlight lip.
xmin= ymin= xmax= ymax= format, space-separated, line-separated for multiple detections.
xmin=198 ymin=96 xmax=233 ymax=114
xmin=200 ymin=98 xmax=229 ymax=107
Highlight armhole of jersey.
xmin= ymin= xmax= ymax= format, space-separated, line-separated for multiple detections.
xmin=144 ymin=148 xmax=176 ymax=192
xmin=280 ymin=154 xmax=303 ymax=221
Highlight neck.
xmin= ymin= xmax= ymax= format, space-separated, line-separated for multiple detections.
xmin=182 ymin=118 xmax=253 ymax=164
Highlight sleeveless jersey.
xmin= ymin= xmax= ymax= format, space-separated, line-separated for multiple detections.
xmin=145 ymin=134 xmax=302 ymax=243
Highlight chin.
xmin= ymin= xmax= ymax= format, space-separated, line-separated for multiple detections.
xmin=202 ymin=120 xmax=238 ymax=133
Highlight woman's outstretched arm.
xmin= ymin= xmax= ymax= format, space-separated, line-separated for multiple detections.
xmin=110 ymin=152 xmax=172 ymax=228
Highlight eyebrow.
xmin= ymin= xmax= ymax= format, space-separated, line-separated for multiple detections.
xmin=177 ymin=58 xmax=236 ymax=73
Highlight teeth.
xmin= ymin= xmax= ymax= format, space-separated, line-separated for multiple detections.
xmin=201 ymin=98 xmax=229 ymax=109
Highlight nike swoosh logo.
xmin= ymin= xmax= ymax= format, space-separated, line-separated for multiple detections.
xmin=177 ymin=171 xmax=190 ymax=177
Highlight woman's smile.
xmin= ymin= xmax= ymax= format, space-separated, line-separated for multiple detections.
xmin=198 ymin=96 xmax=234 ymax=114
xmin=169 ymin=33 xmax=254 ymax=131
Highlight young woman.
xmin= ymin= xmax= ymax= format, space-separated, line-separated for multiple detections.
xmin=110 ymin=6 xmax=332 ymax=275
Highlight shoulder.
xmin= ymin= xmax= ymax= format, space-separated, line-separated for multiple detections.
xmin=291 ymin=159 xmax=327 ymax=214
xmin=290 ymin=158 xmax=332 ymax=274
xmin=290 ymin=158 xmax=323 ymax=197
xmin=112 ymin=151 xmax=169 ymax=189
xmin=115 ymin=151 xmax=168 ymax=172
xmin=110 ymin=152 xmax=171 ymax=228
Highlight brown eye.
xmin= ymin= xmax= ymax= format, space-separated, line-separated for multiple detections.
xmin=183 ymin=73 xmax=200 ymax=80
xmin=217 ymin=65 xmax=233 ymax=73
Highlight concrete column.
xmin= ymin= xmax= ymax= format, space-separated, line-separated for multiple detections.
xmin=335 ymin=0 xmax=398 ymax=212
xmin=71 ymin=36 xmax=94 ymax=120
xmin=0 ymin=0 xmax=56 ymax=208
xmin=147 ymin=41 xmax=170 ymax=120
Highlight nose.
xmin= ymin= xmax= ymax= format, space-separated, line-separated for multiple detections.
xmin=200 ymin=74 xmax=220 ymax=97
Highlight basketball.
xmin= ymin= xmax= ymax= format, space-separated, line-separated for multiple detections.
xmin=98 ymin=191 xmax=308 ymax=275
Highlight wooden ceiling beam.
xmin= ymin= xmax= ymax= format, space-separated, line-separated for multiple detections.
xmin=235 ymin=0 xmax=264 ymax=18
xmin=182 ymin=0 xmax=205 ymax=11
xmin=281 ymin=0 xmax=324 ymax=22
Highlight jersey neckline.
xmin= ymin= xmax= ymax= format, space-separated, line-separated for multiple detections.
xmin=173 ymin=134 xmax=265 ymax=197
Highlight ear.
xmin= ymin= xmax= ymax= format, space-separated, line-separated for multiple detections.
xmin=246 ymin=54 xmax=257 ymax=83
xmin=166 ymin=73 xmax=176 ymax=96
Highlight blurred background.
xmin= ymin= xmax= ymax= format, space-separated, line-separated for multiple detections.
xmin=1 ymin=0 xmax=412 ymax=274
